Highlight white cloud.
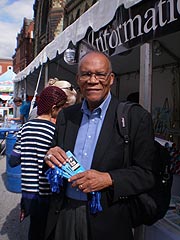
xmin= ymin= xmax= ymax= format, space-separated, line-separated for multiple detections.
xmin=0 ymin=0 xmax=34 ymax=59
xmin=0 ymin=0 xmax=8 ymax=8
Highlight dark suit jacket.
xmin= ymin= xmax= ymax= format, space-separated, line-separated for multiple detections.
xmin=45 ymin=95 xmax=156 ymax=240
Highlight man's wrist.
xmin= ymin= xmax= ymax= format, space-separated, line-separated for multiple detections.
xmin=108 ymin=172 xmax=114 ymax=187
xmin=106 ymin=173 xmax=114 ymax=187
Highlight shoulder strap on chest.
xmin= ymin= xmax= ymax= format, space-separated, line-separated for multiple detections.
xmin=117 ymin=101 xmax=140 ymax=165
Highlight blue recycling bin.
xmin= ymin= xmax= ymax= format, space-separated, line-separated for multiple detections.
xmin=6 ymin=133 xmax=21 ymax=193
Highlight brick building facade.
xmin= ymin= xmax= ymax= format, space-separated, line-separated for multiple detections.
xmin=33 ymin=0 xmax=66 ymax=57
xmin=13 ymin=18 xmax=34 ymax=74
xmin=13 ymin=0 xmax=97 ymax=75
xmin=64 ymin=0 xmax=98 ymax=29
xmin=0 ymin=59 xmax=13 ymax=76
xmin=33 ymin=0 xmax=97 ymax=57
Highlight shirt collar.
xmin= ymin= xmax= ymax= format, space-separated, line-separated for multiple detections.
xmin=81 ymin=92 xmax=111 ymax=118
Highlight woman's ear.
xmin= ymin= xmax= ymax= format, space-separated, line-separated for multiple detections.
xmin=51 ymin=105 xmax=62 ymax=119
xmin=51 ymin=105 xmax=56 ymax=112
xmin=51 ymin=105 xmax=57 ymax=116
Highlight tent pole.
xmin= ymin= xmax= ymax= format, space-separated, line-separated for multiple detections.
xmin=44 ymin=63 xmax=48 ymax=86
xmin=135 ymin=43 xmax=153 ymax=240
xmin=29 ymin=65 xmax=43 ymax=114
xmin=139 ymin=42 xmax=153 ymax=113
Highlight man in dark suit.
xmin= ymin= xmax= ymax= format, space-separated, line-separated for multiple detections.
xmin=44 ymin=51 xmax=156 ymax=240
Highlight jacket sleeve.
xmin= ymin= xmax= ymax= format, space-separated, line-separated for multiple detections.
xmin=109 ymin=106 xmax=156 ymax=202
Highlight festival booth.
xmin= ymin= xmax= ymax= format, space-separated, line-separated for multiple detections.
xmin=14 ymin=0 xmax=180 ymax=239
xmin=0 ymin=68 xmax=15 ymax=121
xmin=14 ymin=0 xmax=180 ymax=124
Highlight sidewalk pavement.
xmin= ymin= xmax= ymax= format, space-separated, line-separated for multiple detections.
xmin=0 ymin=155 xmax=29 ymax=240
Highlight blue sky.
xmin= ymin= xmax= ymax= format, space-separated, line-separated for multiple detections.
xmin=0 ymin=0 xmax=34 ymax=59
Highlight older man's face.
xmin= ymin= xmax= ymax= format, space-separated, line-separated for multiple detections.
xmin=77 ymin=52 xmax=114 ymax=111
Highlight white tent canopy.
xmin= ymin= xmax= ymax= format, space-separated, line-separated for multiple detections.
xmin=0 ymin=68 xmax=16 ymax=92
xmin=13 ymin=0 xmax=180 ymax=113
xmin=0 ymin=94 xmax=12 ymax=100
xmin=14 ymin=0 xmax=142 ymax=83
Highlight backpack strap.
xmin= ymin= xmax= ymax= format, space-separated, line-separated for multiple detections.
xmin=117 ymin=101 xmax=140 ymax=166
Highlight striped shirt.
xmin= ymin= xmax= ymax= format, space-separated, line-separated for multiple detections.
xmin=13 ymin=119 xmax=55 ymax=196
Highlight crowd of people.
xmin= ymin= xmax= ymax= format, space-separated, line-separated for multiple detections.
xmin=7 ymin=78 xmax=79 ymax=124
xmin=9 ymin=51 xmax=157 ymax=240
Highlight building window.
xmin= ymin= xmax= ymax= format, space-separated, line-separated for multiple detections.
xmin=0 ymin=65 xmax=2 ymax=74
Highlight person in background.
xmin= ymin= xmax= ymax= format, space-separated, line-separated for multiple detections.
xmin=48 ymin=78 xmax=77 ymax=107
xmin=9 ymin=86 xmax=67 ymax=240
xmin=28 ymin=78 xmax=77 ymax=120
xmin=44 ymin=51 xmax=156 ymax=240
xmin=8 ymin=97 xmax=31 ymax=124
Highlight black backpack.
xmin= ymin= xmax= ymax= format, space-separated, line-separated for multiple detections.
xmin=117 ymin=101 xmax=173 ymax=227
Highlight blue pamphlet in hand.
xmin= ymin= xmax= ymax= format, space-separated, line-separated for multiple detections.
xmin=45 ymin=150 xmax=102 ymax=214
xmin=45 ymin=151 xmax=85 ymax=185
xmin=62 ymin=150 xmax=85 ymax=178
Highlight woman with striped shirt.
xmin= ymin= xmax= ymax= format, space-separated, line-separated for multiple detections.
xmin=9 ymin=86 xmax=67 ymax=240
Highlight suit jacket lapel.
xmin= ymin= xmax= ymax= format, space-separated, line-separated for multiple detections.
xmin=91 ymin=97 xmax=119 ymax=169
xmin=64 ymin=104 xmax=83 ymax=151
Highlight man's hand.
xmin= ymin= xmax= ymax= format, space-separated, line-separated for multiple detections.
xmin=44 ymin=146 xmax=68 ymax=168
xmin=68 ymin=169 xmax=113 ymax=193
